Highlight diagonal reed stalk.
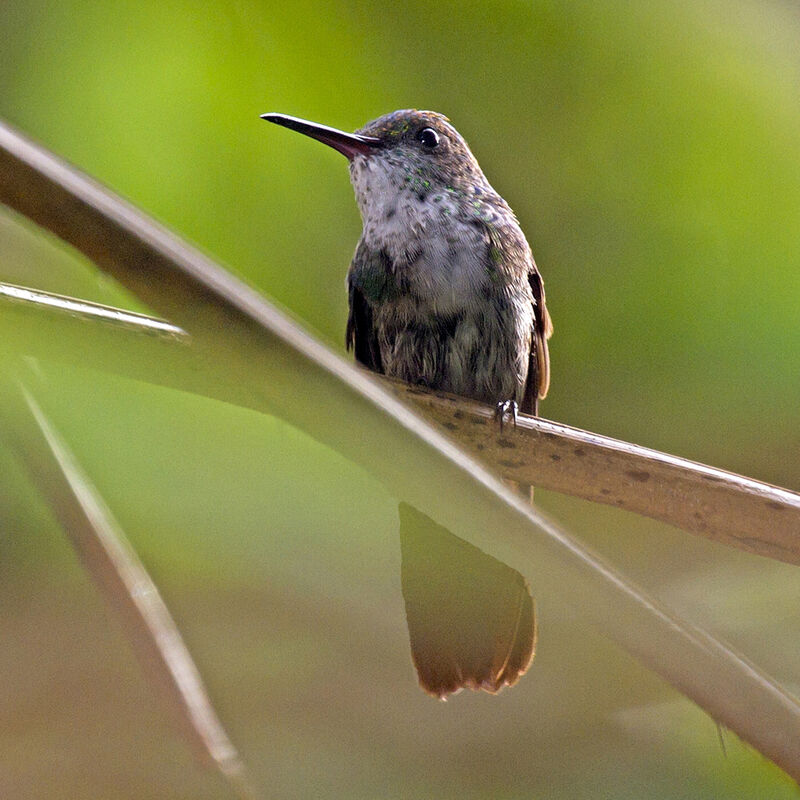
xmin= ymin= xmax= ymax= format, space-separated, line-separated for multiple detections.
xmin=1 ymin=118 xmax=799 ymax=779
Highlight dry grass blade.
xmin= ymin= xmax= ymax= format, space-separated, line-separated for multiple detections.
xmin=390 ymin=381 xmax=800 ymax=564
xmin=1 ymin=119 xmax=800 ymax=778
xmin=0 ymin=369 xmax=260 ymax=800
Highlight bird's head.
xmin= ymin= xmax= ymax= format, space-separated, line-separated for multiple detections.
xmin=262 ymin=109 xmax=490 ymax=221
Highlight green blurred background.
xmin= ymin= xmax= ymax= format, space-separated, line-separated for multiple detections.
xmin=1 ymin=0 xmax=799 ymax=797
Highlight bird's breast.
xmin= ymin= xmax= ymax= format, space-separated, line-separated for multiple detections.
xmin=361 ymin=195 xmax=490 ymax=316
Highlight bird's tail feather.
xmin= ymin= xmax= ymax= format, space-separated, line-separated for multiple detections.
xmin=399 ymin=502 xmax=536 ymax=699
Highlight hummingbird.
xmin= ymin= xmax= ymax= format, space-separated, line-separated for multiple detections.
xmin=261 ymin=110 xmax=546 ymax=698
xmin=261 ymin=110 xmax=552 ymax=420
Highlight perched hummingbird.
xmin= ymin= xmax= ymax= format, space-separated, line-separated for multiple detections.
xmin=261 ymin=110 xmax=552 ymax=419
xmin=262 ymin=110 xmax=546 ymax=698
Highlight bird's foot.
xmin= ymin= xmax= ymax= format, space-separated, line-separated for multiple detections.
xmin=494 ymin=400 xmax=518 ymax=433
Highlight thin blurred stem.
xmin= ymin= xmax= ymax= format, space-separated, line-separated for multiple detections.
xmin=0 ymin=368 xmax=261 ymax=800
xmin=1 ymin=118 xmax=800 ymax=779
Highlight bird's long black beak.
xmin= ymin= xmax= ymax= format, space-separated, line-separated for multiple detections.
xmin=260 ymin=113 xmax=382 ymax=160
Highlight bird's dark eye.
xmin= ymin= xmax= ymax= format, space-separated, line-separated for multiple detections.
xmin=416 ymin=127 xmax=440 ymax=148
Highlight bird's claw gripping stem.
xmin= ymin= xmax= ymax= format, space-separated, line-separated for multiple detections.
xmin=494 ymin=400 xmax=518 ymax=433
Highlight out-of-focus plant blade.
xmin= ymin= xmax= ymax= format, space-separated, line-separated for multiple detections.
xmin=1 ymin=119 xmax=799 ymax=777
xmin=0 ymin=367 xmax=260 ymax=800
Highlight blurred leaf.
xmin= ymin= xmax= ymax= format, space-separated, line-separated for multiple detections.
xmin=1 ymin=1 xmax=800 ymax=796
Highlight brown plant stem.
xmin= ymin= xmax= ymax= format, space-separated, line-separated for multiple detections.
xmin=2 ymin=281 xmax=798 ymax=565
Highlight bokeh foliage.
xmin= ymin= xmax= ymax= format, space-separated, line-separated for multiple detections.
xmin=1 ymin=1 xmax=799 ymax=797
